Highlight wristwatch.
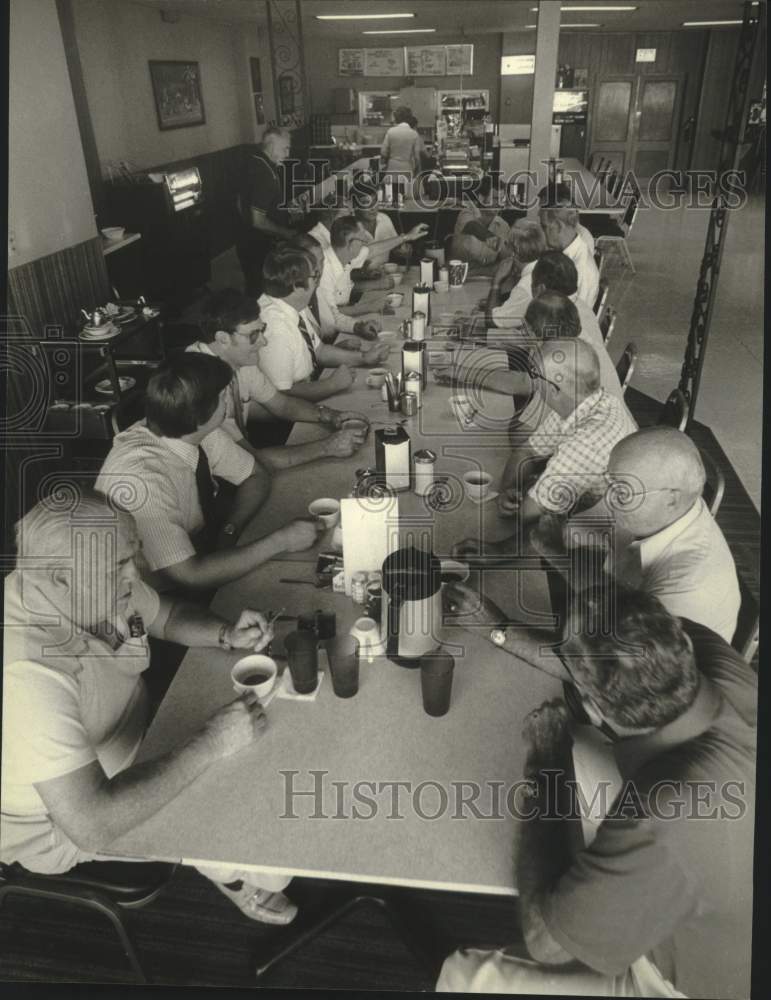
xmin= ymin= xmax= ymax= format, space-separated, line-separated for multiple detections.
xmin=222 ymin=522 xmax=238 ymax=539
xmin=316 ymin=405 xmax=331 ymax=424
xmin=490 ymin=628 xmax=507 ymax=647
xmin=218 ymin=623 xmax=232 ymax=650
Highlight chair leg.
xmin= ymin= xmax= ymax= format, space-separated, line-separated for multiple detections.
xmin=0 ymin=883 xmax=148 ymax=984
xmin=621 ymin=238 xmax=636 ymax=273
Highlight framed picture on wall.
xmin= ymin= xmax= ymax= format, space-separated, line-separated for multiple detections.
xmin=149 ymin=60 xmax=205 ymax=130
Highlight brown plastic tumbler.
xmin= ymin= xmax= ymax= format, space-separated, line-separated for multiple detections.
xmin=284 ymin=630 xmax=319 ymax=694
xmin=324 ymin=635 xmax=360 ymax=698
xmin=420 ymin=651 xmax=455 ymax=717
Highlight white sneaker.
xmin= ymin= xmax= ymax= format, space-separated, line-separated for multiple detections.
xmin=214 ymin=881 xmax=298 ymax=925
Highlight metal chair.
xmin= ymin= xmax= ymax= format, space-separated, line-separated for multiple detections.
xmin=615 ymin=342 xmax=637 ymax=394
xmin=732 ymin=572 xmax=759 ymax=664
xmin=699 ymin=448 xmax=726 ymax=517
xmin=586 ymin=152 xmax=596 ymax=173
xmin=0 ymin=860 xmax=176 ymax=983
xmin=594 ymin=247 xmax=606 ymax=281
xmin=658 ymin=389 xmax=689 ymax=432
xmin=599 ymin=306 xmax=617 ymax=347
xmin=593 ymin=279 xmax=609 ymax=317
xmin=595 ymin=195 xmax=639 ymax=273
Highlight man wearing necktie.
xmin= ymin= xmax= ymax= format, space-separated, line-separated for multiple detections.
xmin=97 ymin=353 xmax=323 ymax=594
xmin=187 ymin=289 xmax=370 ymax=466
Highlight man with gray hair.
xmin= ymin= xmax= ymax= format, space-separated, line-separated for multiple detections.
xmin=568 ymin=427 xmax=741 ymax=643
xmin=539 ymin=204 xmax=599 ymax=307
xmin=492 ymin=338 xmax=637 ymax=531
xmin=486 ymin=219 xmax=548 ymax=325
xmin=1 ymin=489 xmax=298 ymax=924
xmin=237 ymin=126 xmax=297 ymax=296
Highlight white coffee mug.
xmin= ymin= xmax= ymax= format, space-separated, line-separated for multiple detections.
xmin=308 ymin=497 xmax=341 ymax=528
xmin=231 ymin=654 xmax=278 ymax=700
xmin=462 ymin=471 xmax=493 ymax=500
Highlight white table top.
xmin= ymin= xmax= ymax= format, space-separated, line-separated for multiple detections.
xmin=112 ymin=270 xmax=580 ymax=893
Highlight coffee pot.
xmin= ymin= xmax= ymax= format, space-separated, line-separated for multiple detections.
xmin=380 ymin=546 xmax=455 ymax=665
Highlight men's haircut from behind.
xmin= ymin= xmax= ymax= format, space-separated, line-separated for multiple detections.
xmin=145 ymin=353 xmax=232 ymax=438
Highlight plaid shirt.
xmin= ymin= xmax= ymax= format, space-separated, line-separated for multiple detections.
xmin=527 ymin=389 xmax=637 ymax=513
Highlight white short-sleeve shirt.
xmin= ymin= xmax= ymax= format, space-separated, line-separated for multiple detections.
xmin=1 ymin=574 xmax=160 ymax=872
xmin=316 ymin=245 xmax=358 ymax=337
xmin=564 ymin=233 xmax=600 ymax=307
xmin=258 ymin=293 xmax=322 ymax=388
xmin=185 ymin=341 xmax=278 ymax=440
xmin=96 ymin=423 xmax=255 ymax=572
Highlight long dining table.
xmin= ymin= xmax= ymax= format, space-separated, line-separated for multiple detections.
xmin=112 ymin=270 xmax=612 ymax=906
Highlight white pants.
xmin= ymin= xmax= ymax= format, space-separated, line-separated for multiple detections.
xmin=436 ymin=949 xmax=687 ymax=997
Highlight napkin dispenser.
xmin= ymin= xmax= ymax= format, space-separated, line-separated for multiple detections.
xmin=381 ymin=545 xmax=442 ymax=664
xmin=374 ymin=426 xmax=411 ymax=492
xmin=402 ymin=339 xmax=427 ymax=389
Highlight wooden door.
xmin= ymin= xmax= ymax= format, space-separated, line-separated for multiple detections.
xmin=630 ymin=76 xmax=682 ymax=178
xmin=589 ymin=74 xmax=683 ymax=178
xmin=589 ymin=76 xmax=636 ymax=174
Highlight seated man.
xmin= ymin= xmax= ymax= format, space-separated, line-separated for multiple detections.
xmin=565 ymin=427 xmax=741 ymax=644
xmin=2 ymin=490 xmax=299 ymax=924
xmin=258 ymin=243 xmax=389 ymax=395
xmin=538 ymin=181 xmax=596 ymax=254
xmin=96 ymin=353 xmax=322 ymax=592
xmin=539 ymin=203 xmax=599 ymax=307
xmin=315 ymin=217 xmax=396 ymax=340
xmin=187 ymin=288 xmax=369 ymax=466
xmin=486 ymin=219 xmax=548 ymax=325
xmin=353 ymin=204 xmax=428 ymax=269
xmin=438 ymin=585 xmax=755 ymax=999
xmin=498 ymin=339 xmax=636 ymax=526
xmin=449 ymin=177 xmax=511 ymax=268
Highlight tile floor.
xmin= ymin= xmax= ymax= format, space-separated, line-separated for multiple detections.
xmin=211 ymin=193 xmax=764 ymax=510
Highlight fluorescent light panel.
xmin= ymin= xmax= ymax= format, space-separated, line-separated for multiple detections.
xmin=527 ymin=23 xmax=602 ymax=27
xmin=682 ymin=19 xmax=742 ymax=26
xmin=530 ymin=4 xmax=636 ymax=8
xmin=363 ymin=28 xmax=435 ymax=34
xmin=316 ymin=13 xmax=415 ymax=20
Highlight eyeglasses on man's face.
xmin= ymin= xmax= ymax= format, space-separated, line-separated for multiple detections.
xmin=602 ymin=473 xmax=674 ymax=507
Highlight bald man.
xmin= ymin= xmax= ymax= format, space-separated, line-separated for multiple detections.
xmin=571 ymin=427 xmax=740 ymax=643
xmin=496 ymin=339 xmax=637 ymax=530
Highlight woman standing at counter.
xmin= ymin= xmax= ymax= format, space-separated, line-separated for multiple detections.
xmin=380 ymin=107 xmax=421 ymax=182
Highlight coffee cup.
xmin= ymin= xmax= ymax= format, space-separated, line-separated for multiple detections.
xmin=385 ymin=292 xmax=404 ymax=308
xmin=462 ymin=470 xmax=493 ymax=500
xmin=448 ymin=260 xmax=469 ymax=288
xmin=308 ymin=497 xmax=340 ymax=528
xmin=366 ymin=367 xmax=388 ymax=388
xmin=383 ymin=262 xmax=399 ymax=275
xmin=231 ymin=654 xmax=278 ymax=699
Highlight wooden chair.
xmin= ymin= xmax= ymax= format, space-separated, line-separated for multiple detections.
xmin=593 ymin=279 xmax=609 ymax=316
xmin=658 ymin=389 xmax=689 ymax=432
xmin=615 ymin=342 xmax=637 ymax=394
xmin=699 ymin=448 xmax=726 ymax=517
xmin=0 ymin=861 xmax=176 ymax=984
xmin=595 ymin=195 xmax=639 ymax=273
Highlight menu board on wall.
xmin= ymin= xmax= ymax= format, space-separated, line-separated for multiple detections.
xmin=446 ymin=44 xmax=474 ymax=75
xmin=406 ymin=45 xmax=447 ymax=77
xmin=363 ymin=47 xmax=405 ymax=77
xmin=338 ymin=48 xmax=364 ymax=76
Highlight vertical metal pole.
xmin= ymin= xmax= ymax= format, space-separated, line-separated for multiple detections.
xmin=527 ymin=0 xmax=562 ymax=212
xmin=678 ymin=1 xmax=761 ymax=423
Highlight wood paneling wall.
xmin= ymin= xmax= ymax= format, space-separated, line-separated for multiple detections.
xmin=4 ymin=235 xmax=110 ymax=554
xmin=558 ymin=30 xmax=711 ymax=170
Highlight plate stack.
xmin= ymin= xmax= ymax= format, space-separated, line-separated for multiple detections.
xmin=79 ymin=322 xmax=120 ymax=341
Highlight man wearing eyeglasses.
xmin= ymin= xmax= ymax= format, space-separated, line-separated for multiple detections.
xmin=186 ymin=289 xmax=369 ymax=468
xmin=437 ymin=586 xmax=755 ymax=999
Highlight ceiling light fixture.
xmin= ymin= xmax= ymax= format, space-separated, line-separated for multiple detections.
xmin=530 ymin=4 xmax=636 ymax=8
xmin=316 ymin=13 xmax=415 ymax=20
xmin=682 ymin=19 xmax=742 ymax=26
xmin=528 ymin=23 xmax=602 ymax=28
xmin=363 ymin=28 xmax=436 ymax=34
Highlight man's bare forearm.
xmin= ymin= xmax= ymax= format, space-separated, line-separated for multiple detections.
xmin=285 ymin=380 xmax=343 ymax=402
